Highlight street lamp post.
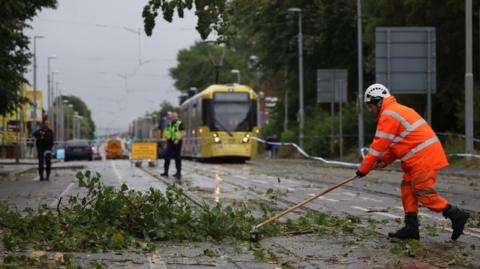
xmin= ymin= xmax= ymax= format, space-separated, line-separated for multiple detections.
xmin=52 ymin=80 xmax=63 ymax=133
xmin=62 ymin=100 xmax=69 ymax=141
xmin=55 ymin=87 xmax=64 ymax=141
xmin=75 ymin=115 xmax=83 ymax=139
xmin=288 ymin=7 xmax=304 ymax=147
xmin=283 ymin=66 xmax=289 ymax=132
xmin=51 ymin=72 xmax=60 ymax=135
xmin=66 ymin=104 xmax=73 ymax=140
xmin=258 ymin=91 xmax=265 ymax=127
xmin=73 ymin=112 xmax=79 ymax=139
xmin=465 ymin=0 xmax=474 ymax=156
xmin=357 ymin=0 xmax=365 ymax=156
xmin=47 ymin=56 xmax=56 ymax=114
xmin=231 ymin=69 xmax=241 ymax=84
xmin=189 ymin=87 xmax=198 ymax=97
xmin=32 ymin=35 xmax=44 ymax=127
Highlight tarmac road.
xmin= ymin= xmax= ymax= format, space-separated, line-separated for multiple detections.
xmin=144 ymin=158 xmax=480 ymax=268
xmin=1 ymin=157 xmax=479 ymax=268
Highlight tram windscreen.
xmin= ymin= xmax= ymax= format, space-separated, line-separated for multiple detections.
xmin=212 ymin=93 xmax=255 ymax=132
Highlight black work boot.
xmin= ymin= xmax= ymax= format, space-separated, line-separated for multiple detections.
xmin=443 ymin=204 xmax=470 ymax=241
xmin=388 ymin=213 xmax=420 ymax=240
xmin=160 ymin=172 xmax=168 ymax=177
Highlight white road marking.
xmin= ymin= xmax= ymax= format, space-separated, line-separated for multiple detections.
xmin=252 ymin=179 xmax=267 ymax=184
xmin=418 ymin=213 xmax=444 ymax=222
xmin=442 ymin=227 xmax=480 ymax=239
xmin=351 ymin=206 xmax=401 ymax=219
xmin=49 ymin=182 xmax=74 ymax=208
xmin=343 ymin=191 xmax=383 ymax=202
xmin=148 ymin=253 xmax=167 ymax=269
xmin=394 ymin=206 xmax=446 ymax=222
xmin=319 ymin=196 xmax=339 ymax=202
xmin=308 ymin=193 xmax=339 ymax=202
xmin=111 ymin=160 xmax=123 ymax=184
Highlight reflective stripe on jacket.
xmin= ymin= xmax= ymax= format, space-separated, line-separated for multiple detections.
xmin=358 ymin=96 xmax=448 ymax=175
xmin=165 ymin=120 xmax=182 ymax=141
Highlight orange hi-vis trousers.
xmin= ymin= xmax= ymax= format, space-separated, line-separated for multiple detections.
xmin=401 ymin=168 xmax=448 ymax=214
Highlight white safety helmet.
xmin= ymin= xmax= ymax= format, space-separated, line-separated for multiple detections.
xmin=364 ymin=83 xmax=391 ymax=103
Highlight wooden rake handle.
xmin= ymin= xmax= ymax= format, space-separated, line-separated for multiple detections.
xmin=254 ymin=174 xmax=358 ymax=230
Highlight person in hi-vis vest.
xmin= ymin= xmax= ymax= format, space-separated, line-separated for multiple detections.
xmin=161 ymin=112 xmax=185 ymax=179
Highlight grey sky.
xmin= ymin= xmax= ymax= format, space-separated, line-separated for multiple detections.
xmin=26 ymin=0 xmax=200 ymax=134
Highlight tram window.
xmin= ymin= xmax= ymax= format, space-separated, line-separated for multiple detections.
xmin=192 ymin=103 xmax=196 ymax=125
xmin=212 ymin=93 xmax=255 ymax=132
xmin=250 ymin=100 xmax=257 ymax=127
xmin=202 ymin=99 xmax=211 ymax=126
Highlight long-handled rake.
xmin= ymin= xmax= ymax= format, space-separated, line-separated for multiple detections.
xmin=250 ymin=174 xmax=358 ymax=242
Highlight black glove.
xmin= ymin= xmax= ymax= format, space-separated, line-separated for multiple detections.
xmin=356 ymin=170 xmax=366 ymax=178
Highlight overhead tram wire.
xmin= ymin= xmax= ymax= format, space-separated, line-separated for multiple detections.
xmin=36 ymin=18 xmax=196 ymax=32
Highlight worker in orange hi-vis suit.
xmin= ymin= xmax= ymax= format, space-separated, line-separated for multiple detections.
xmin=355 ymin=83 xmax=470 ymax=241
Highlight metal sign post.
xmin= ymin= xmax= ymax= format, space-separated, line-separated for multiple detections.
xmin=317 ymin=69 xmax=348 ymax=157
xmin=337 ymin=80 xmax=344 ymax=159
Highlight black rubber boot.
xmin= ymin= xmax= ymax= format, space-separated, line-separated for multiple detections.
xmin=443 ymin=204 xmax=470 ymax=241
xmin=388 ymin=213 xmax=420 ymax=240
xmin=160 ymin=172 xmax=168 ymax=177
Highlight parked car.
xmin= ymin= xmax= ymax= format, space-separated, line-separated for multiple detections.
xmin=65 ymin=140 xmax=93 ymax=161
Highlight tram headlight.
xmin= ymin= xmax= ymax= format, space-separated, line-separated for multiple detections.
xmin=212 ymin=133 xmax=221 ymax=143
xmin=242 ymin=134 xmax=250 ymax=143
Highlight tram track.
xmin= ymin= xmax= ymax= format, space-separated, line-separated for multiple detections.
xmin=183 ymin=161 xmax=480 ymax=238
xmin=141 ymin=160 xmax=480 ymax=243
xmin=140 ymin=160 xmax=480 ymax=268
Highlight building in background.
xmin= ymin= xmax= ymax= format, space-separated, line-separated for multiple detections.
xmin=0 ymin=84 xmax=43 ymax=158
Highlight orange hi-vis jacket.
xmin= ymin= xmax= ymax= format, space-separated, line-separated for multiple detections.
xmin=358 ymin=96 xmax=448 ymax=175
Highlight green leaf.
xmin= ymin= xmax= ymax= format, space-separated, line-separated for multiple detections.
xmin=120 ymin=184 xmax=128 ymax=192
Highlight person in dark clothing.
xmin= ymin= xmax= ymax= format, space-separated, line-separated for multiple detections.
xmin=265 ymin=136 xmax=273 ymax=159
xmin=161 ymin=112 xmax=185 ymax=180
xmin=32 ymin=119 xmax=55 ymax=181
xmin=271 ymin=135 xmax=279 ymax=159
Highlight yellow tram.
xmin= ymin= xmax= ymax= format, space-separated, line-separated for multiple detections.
xmin=180 ymin=84 xmax=259 ymax=161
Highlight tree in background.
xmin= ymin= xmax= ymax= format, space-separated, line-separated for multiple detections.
xmin=59 ymin=96 xmax=96 ymax=140
xmin=0 ymin=0 xmax=57 ymax=115
xmin=142 ymin=0 xmax=226 ymax=39
xmin=169 ymin=41 xmax=253 ymax=97
xmin=144 ymin=0 xmax=480 ymax=156
xmin=145 ymin=100 xmax=179 ymax=121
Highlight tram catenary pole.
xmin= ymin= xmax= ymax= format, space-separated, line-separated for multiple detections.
xmin=288 ymin=7 xmax=304 ymax=148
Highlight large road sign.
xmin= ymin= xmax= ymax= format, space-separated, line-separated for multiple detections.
xmin=316 ymin=69 xmax=348 ymax=103
xmin=130 ymin=142 xmax=157 ymax=161
xmin=375 ymin=27 xmax=436 ymax=94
